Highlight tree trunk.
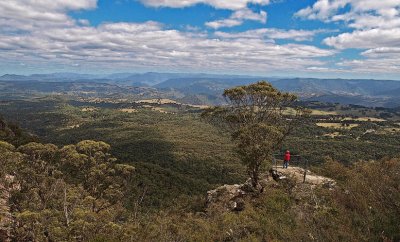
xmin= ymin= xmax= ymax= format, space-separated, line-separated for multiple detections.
xmin=251 ymin=167 xmax=259 ymax=188
xmin=63 ymin=186 xmax=70 ymax=227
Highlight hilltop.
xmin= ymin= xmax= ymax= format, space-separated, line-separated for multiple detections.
xmin=2 ymin=73 xmax=400 ymax=107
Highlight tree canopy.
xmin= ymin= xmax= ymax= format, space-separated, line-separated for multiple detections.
xmin=1 ymin=140 xmax=134 ymax=241
xmin=203 ymin=81 xmax=307 ymax=187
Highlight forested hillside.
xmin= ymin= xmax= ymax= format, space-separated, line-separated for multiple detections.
xmin=1 ymin=82 xmax=399 ymax=241
xmin=1 ymin=123 xmax=399 ymax=241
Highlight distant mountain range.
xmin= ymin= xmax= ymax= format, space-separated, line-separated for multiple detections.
xmin=0 ymin=72 xmax=263 ymax=86
xmin=272 ymin=78 xmax=400 ymax=108
xmin=1 ymin=72 xmax=399 ymax=107
xmin=155 ymin=77 xmax=400 ymax=108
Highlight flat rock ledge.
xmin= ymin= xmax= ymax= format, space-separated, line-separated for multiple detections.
xmin=206 ymin=167 xmax=336 ymax=212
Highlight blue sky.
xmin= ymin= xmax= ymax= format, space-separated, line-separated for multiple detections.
xmin=0 ymin=0 xmax=399 ymax=79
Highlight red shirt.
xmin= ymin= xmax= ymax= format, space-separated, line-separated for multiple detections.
xmin=284 ymin=153 xmax=291 ymax=161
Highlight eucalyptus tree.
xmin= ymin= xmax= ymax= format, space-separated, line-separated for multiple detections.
xmin=203 ymin=81 xmax=307 ymax=188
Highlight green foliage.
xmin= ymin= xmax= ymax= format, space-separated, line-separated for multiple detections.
xmin=0 ymin=140 xmax=15 ymax=151
xmin=1 ymin=99 xmax=245 ymax=207
xmin=122 ymin=158 xmax=400 ymax=242
xmin=1 ymin=140 xmax=134 ymax=241
xmin=1 ymin=92 xmax=400 ymax=241
xmin=203 ymin=81 xmax=304 ymax=187
xmin=0 ymin=116 xmax=37 ymax=146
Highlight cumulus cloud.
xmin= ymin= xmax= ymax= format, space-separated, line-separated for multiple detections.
xmin=138 ymin=0 xmax=270 ymax=10
xmin=0 ymin=20 xmax=334 ymax=72
xmin=215 ymin=28 xmax=329 ymax=41
xmin=295 ymin=0 xmax=400 ymax=41
xmin=206 ymin=9 xmax=267 ymax=29
xmin=295 ymin=0 xmax=400 ymax=24
xmin=0 ymin=0 xmax=97 ymax=31
xmin=231 ymin=8 xmax=267 ymax=22
xmin=205 ymin=19 xmax=244 ymax=29
xmin=5 ymin=0 xmax=400 ymax=76
xmin=140 ymin=0 xmax=269 ymax=29
xmin=295 ymin=0 xmax=400 ymax=75
xmin=0 ymin=0 xmax=339 ymax=74
xmin=323 ymin=28 xmax=400 ymax=49
xmin=295 ymin=0 xmax=347 ymax=21
xmin=361 ymin=47 xmax=400 ymax=58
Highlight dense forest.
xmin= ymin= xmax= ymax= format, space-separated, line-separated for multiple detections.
xmin=1 ymin=82 xmax=400 ymax=241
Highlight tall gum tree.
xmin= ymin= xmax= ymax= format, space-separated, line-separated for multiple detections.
xmin=202 ymin=81 xmax=308 ymax=188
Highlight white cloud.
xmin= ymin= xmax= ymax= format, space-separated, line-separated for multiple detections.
xmin=0 ymin=11 xmax=334 ymax=74
xmin=295 ymin=0 xmax=347 ymax=20
xmin=138 ymin=0 xmax=270 ymax=10
xmin=296 ymin=0 xmax=400 ymax=75
xmin=306 ymin=66 xmax=330 ymax=71
xmin=3 ymin=0 xmax=399 ymax=76
xmin=323 ymin=28 xmax=400 ymax=49
xmin=231 ymin=8 xmax=267 ymax=22
xmin=78 ymin=19 xmax=91 ymax=26
xmin=206 ymin=9 xmax=267 ymax=29
xmin=337 ymin=58 xmax=400 ymax=73
xmin=0 ymin=0 xmax=97 ymax=32
xmin=205 ymin=19 xmax=243 ymax=29
xmin=215 ymin=28 xmax=328 ymax=41
xmin=361 ymin=47 xmax=400 ymax=58
xmin=11 ymin=22 xmax=332 ymax=70
xmin=140 ymin=0 xmax=269 ymax=29
xmin=295 ymin=0 xmax=400 ymax=31
xmin=295 ymin=0 xmax=400 ymax=23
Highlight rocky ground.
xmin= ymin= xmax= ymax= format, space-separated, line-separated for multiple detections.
xmin=206 ymin=166 xmax=336 ymax=212
xmin=273 ymin=166 xmax=336 ymax=188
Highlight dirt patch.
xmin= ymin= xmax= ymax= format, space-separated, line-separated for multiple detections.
xmin=188 ymin=104 xmax=209 ymax=109
xmin=142 ymin=105 xmax=169 ymax=114
xmin=322 ymin=132 xmax=344 ymax=138
xmin=81 ymin=107 xmax=97 ymax=112
xmin=316 ymin=123 xmax=358 ymax=129
xmin=65 ymin=124 xmax=81 ymax=129
xmin=383 ymin=127 xmax=400 ymax=133
xmin=136 ymin=99 xmax=177 ymax=104
xmin=152 ymin=107 xmax=169 ymax=113
xmin=119 ymin=108 xmax=137 ymax=113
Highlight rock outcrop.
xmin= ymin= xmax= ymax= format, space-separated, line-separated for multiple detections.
xmin=206 ymin=166 xmax=336 ymax=212
xmin=272 ymin=166 xmax=336 ymax=189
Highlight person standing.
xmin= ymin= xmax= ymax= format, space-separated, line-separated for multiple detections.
xmin=283 ymin=150 xmax=290 ymax=169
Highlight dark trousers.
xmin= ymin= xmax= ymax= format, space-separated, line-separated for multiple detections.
xmin=283 ymin=160 xmax=289 ymax=169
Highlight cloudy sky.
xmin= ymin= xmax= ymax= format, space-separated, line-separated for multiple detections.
xmin=1 ymin=0 xmax=400 ymax=79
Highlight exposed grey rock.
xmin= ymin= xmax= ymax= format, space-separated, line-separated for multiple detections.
xmin=206 ymin=166 xmax=336 ymax=213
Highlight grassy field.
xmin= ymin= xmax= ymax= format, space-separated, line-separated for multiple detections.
xmin=316 ymin=122 xmax=359 ymax=129
xmin=310 ymin=109 xmax=338 ymax=115
xmin=342 ymin=117 xmax=386 ymax=122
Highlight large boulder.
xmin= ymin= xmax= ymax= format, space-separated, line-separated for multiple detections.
xmin=206 ymin=174 xmax=273 ymax=212
xmin=206 ymin=184 xmax=246 ymax=212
